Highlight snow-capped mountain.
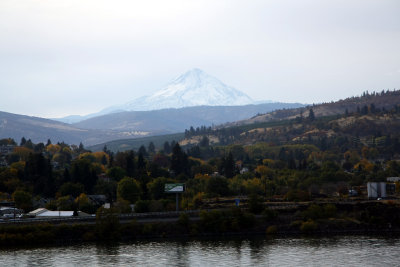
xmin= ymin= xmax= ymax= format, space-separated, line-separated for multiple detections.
xmin=55 ymin=68 xmax=257 ymax=123
xmin=116 ymin=68 xmax=254 ymax=111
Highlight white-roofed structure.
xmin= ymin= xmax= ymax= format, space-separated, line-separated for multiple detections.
xmin=28 ymin=208 xmax=89 ymax=218
xmin=28 ymin=208 xmax=48 ymax=217
xmin=37 ymin=210 xmax=74 ymax=217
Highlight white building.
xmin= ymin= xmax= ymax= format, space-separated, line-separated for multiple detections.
xmin=28 ymin=208 xmax=89 ymax=218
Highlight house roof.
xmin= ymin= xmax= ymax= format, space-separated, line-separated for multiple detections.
xmin=0 ymin=207 xmax=14 ymax=211
xmin=37 ymin=210 xmax=74 ymax=217
xmin=28 ymin=208 xmax=48 ymax=215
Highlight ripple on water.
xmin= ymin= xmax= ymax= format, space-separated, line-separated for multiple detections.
xmin=1 ymin=236 xmax=400 ymax=267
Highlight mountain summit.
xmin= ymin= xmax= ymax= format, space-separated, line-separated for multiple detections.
xmin=117 ymin=68 xmax=254 ymax=111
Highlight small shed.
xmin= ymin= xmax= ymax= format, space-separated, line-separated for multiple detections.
xmin=367 ymin=182 xmax=386 ymax=199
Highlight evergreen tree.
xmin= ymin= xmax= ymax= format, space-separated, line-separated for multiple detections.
xmin=138 ymin=145 xmax=147 ymax=157
xmin=224 ymin=152 xmax=235 ymax=178
xmin=126 ymin=150 xmax=135 ymax=177
xmin=78 ymin=142 xmax=85 ymax=152
xmin=20 ymin=137 xmax=26 ymax=146
xmin=34 ymin=142 xmax=44 ymax=153
xmin=63 ymin=168 xmax=71 ymax=184
xmin=171 ymin=143 xmax=187 ymax=175
xmin=199 ymin=136 xmax=210 ymax=147
xmin=109 ymin=153 xmax=114 ymax=167
xmin=137 ymin=152 xmax=146 ymax=173
xmin=71 ymin=158 xmax=97 ymax=194
xmin=24 ymin=153 xmax=55 ymax=197
xmin=25 ymin=139 xmax=34 ymax=149
xmin=163 ymin=141 xmax=171 ymax=154
xmin=308 ymin=108 xmax=315 ymax=121
xmin=101 ymin=154 xmax=108 ymax=165
xmin=148 ymin=142 xmax=155 ymax=154
xmin=170 ymin=140 xmax=176 ymax=149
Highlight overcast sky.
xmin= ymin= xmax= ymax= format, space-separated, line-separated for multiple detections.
xmin=0 ymin=0 xmax=399 ymax=118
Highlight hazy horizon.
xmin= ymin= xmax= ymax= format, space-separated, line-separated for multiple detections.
xmin=1 ymin=0 xmax=399 ymax=118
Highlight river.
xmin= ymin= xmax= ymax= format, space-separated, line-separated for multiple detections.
xmin=1 ymin=235 xmax=399 ymax=266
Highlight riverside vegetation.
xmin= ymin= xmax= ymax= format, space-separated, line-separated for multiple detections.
xmin=1 ymin=200 xmax=400 ymax=247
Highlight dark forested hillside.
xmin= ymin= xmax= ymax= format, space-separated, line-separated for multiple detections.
xmin=227 ymin=90 xmax=400 ymax=127
xmin=182 ymin=102 xmax=400 ymax=158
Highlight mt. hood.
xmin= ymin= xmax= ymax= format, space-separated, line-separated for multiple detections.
xmin=112 ymin=68 xmax=254 ymax=111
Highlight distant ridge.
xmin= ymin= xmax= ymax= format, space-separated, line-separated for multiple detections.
xmin=72 ymin=103 xmax=304 ymax=132
xmin=0 ymin=102 xmax=304 ymax=146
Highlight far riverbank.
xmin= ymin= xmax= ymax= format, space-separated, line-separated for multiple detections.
xmin=1 ymin=200 xmax=399 ymax=248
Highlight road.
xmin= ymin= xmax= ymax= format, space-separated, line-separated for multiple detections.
xmin=0 ymin=210 xmax=201 ymax=225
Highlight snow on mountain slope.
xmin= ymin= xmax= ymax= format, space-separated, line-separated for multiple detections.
xmin=118 ymin=68 xmax=254 ymax=111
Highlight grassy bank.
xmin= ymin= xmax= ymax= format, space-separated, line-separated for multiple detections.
xmin=1 ymin=201 xmax=400 ymax=247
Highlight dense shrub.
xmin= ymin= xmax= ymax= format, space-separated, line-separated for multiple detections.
xmin=300 ymin=220 xmax=318 ymax=232
xmin=262 ymin=207 xmax=278 ymax=221
xmin=134 ymin=200 xmax=151 ymax=213
xmin=96 ymin=207 xmax=121 ymax=240
xmin=248 ymin=194 xmax=264 ymax=214
xmin=266 ymin=225 xmax=277 ymax=235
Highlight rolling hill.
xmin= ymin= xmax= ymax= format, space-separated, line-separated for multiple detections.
xmin=73 ymin=103 xmax=304 ymax=132
xmin=0 ymin=111 xmax=146 ymax=146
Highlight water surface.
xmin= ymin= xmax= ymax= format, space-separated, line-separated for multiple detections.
xmin=1 ymin=236 xmax=398 ymax=266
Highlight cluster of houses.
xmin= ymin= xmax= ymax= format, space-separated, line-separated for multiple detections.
xmin=0 ymin=195 xmax=108 ymax=220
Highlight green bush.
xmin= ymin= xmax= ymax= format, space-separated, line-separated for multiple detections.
xmin=323 ymin=204 xmax=337 ymax=218
xmin=248 ymin=194 xmax=264 ymax=214
xmin=134 ymin=200 xmax=150 ymax=213
xmin=96 ymin=207 xmax=121 ymax=240
xmin=117 ymin=177 xmax=141 ymax=204
xmin=199 ymin=210 xmax=227 ymax=232
xmin=178 ymin=213 xmax=190 ymax=229
xmin=300 ymin=219 xmax=318 ymax=232
xmin=266 ymin=225 xmax=277 ymax=235
xmin=285 ymin=189 xmax=310 ymax=202
xmin=262 ymin=208 xmax=278 ymax=221
xmin=231 ymin=208 xmax=256 ymax=229
xmin=113 ymin=199 xmax=132 ymax=213
xmin=302 ymin=204 xmax=337 ymax=221
xmin=302 ymin=204 xmax=323 ymax=220
xmin=149 ymin=200 xmax=164 ymax=212
xmin=121 ymin=219 xmax=140 ymax=238
xmin=206 ymin=176 xmax=230 ymax=197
